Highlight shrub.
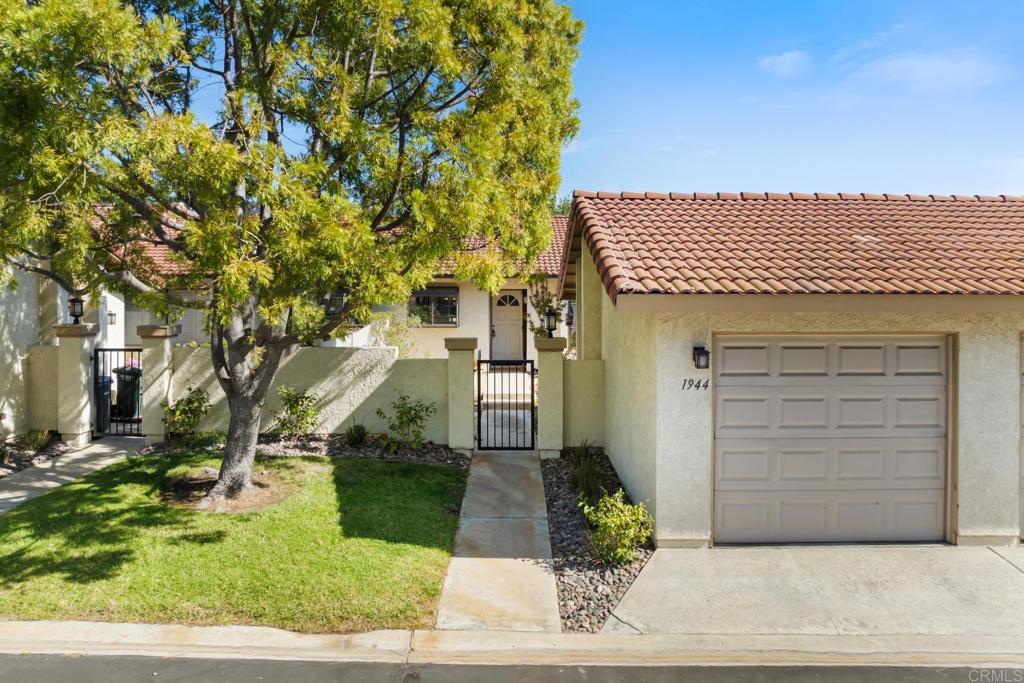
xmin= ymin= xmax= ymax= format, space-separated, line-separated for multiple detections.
xmin=162 ymin=386 xmax=212 ymax=443
xmin=16 ymin=429 xmax=55 ymax=453
xmin=274 ymin=387 xmax=320 ymax=438
xmin=376 ymin=394 xmax=437 ymax=451
xmin=581 ymin=489 xmax=654 ymax=565
xmin=343 ymin=422 xmax=368 ymax=448
xmin=566 ymin=438 xmax=603 ymax=505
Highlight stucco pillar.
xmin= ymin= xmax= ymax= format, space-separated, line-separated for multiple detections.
xmin=576 ymin=248 xmax=603 ymax=360
xmin=536 ymin=337 xmax=567 ymax=458
xmin=54 ymin=323 xmax=99 ymax=448
xmin=36 ymin=275 xmax=62 ymax=346
xmin=139 ymin=324 xmax=178 ymax=446
xmin=445 ymin=337 xmax=477 ymax=453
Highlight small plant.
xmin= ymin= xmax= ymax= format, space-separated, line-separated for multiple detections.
xmin=376 ymin=394 xmax=437 ymax=451
xmin=566 ymin=438 xmax=603 ymax=505
xmin=16 ymin=429 xmax=55 ymax=453
xmin=274 ymin=386 xmax=320 ymax=438
xmin=343 ymin=422 xmax=368 ymax=448
xmin=581 ymin=488 xmax=654 ymax=565
xmin=162 ymin=386 xmax=212 ymax=443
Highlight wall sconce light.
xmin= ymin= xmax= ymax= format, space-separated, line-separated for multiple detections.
xmin=69 ymin=296 xmax=84 ymax=325
xmin=543 ymin=308 xmax=557 ymax=338
xmin=107 ymin=311 xmax=117 ymax=326
xmin=692 ymin=345 xmax=710 ymax=370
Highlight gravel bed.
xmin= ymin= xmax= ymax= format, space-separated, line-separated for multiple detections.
xmin=541 ymin=452 xmax=653 ymax=633
xmin=0 ymin=436 xmax=72 ymax=480
xmin=143 ymin=433 xmax=470 ymax=471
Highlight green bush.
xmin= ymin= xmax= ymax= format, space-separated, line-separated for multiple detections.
xmin=376 ymin=394 xmax=437 ymax=451
xmin=16 ymin=429 xmax=55 ymax=452
xmin=581 ymin=488 xmax=653 ymax=565
xmin=274 ymin=386 xmax=320 ymax=438
xmin=343 ymin=422 xmax=368 ymax=448
xmin=162 ymin=386 xmax=211 ymax=443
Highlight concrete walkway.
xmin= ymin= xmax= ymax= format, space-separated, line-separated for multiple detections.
xmin=435 ymin=452 xmax=560 ymax=632
xmin=0 ymin=436 xmax=142 ymax=513
xmin=606 ymin=545 xmax=1024 ymax=637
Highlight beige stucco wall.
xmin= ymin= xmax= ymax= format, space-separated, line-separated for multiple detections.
xmin=0 ymin=270 xmax=40 ymax=440
xmin=649 ymin=310 xmax=1024 ymax=546
xmin=170 ymin=346 xmax=449 ymax=444
xmin=563 ymin=359 xmax=605 ymax=447
xmin=576 ymin=248 xmax=603 ymax=361
xmin=601 ymin=294 xmax=659 ymax=521
xmin=25 ymin=345 xmax=58 ymax=431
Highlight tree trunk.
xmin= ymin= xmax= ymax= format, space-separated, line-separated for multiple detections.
xmin=212 ymin=395 xmax=264 ymax=496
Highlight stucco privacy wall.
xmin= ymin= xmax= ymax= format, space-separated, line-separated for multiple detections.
xmin=562 ymin=359 xmax=605 ymax=446
xmin=601 ymin=295 xmax=658 ymax=519
xmin=0 ymin=270 xmax=39 ymax=440
xmin=652 ymin=310 xmax=1024 ymax=546
xmin=171 ymin=346 xmax=449 ymax=443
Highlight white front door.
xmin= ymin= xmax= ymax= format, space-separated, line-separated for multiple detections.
xmin=491 ymin=291 xmax=524 ymax=360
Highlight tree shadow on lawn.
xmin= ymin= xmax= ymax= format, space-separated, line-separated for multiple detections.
xmin=330 ymin=457 xmax=466 ymax=552
xmin=0 ymin=452 xmax=229 ymax=585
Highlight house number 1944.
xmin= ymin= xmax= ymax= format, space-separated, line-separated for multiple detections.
xmin=682 ymin=379 xmax=710 ymax=390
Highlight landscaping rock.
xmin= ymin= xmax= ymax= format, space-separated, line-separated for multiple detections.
xmin=540 ymin=453 xmax=653 ymax=633
xmin=140 ymin=433 xmax=471 ymax=471
xmin=0 ymin=438 xmax=71 ymax=481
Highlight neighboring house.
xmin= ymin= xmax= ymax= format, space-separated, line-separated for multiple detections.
xmin=0 ymin=270 xmax=124 ymax=440
xmin=560 ymin=190 xmax=1024 ymax=548
xmin=394 ymin=216 xmax=569 ymax=361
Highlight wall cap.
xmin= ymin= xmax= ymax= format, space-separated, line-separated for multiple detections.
xmin=535 ymin=337 xmax=568 ymax=351
xmin=444 ymin=337 xmax=478 ymax=351
xmin=137 ymin=324 xmax=180 ymax=339
xmin=53 ymin=323 xmax=99 ymax=338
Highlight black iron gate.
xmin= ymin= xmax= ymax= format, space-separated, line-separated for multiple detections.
xmin=93 ymin=348 xmax=143 ymax=436
xmin=476 ymin=359 xmax=536 ymax=450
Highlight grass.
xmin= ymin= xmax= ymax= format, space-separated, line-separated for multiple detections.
xmin=0 ymin=450 xmax=467 ymax=633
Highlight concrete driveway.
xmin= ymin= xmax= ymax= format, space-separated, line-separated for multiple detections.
xmin=605 ymin=545 xmax=1024 ymax=637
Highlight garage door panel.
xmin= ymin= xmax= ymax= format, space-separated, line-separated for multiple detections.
xmin=714 ymin=335 xmax=948 ymax=544
xmin=716 ymin=438 xmax=946 ymax=491
xmin=716 ymin=385 xmax=946 ymax=439
xmin=716 ymin=336 xmax=946 ymax=387
xmin=715 ymin=490 xmax=946 ymax=543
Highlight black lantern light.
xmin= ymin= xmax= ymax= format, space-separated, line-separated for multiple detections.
xmin=107 ymin=311 xmax=117 ymax=326
xmin=69 ymin=296 xmax=85 ymax=325
xmin=543 ymin=307 xmax=557 ymax=338
xmin=692 ymin=345 xmax=710 ymax=370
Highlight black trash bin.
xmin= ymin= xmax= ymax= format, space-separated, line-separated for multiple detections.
xmin=113 ymin=364 xmax=143 ymax=421
xmin=95 ymin=376 xmax=113 ymax=433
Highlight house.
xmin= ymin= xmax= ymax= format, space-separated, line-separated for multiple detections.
xmin=560 ymin=190 xmax=1024 ymax=548
xmin=127 ymin=216 xmax=571 ymax=359
xmin=394 ymin=216 xmax=569 ymax=362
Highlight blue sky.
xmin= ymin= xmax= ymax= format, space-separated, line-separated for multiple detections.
xmin=560 ymin=1 xmax=1024 ymax=196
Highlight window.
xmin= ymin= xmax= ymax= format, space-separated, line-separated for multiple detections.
xmin=409 ymin=287 xmax=458 ymax=326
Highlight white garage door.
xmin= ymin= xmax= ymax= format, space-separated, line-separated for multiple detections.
xmin=714 ymin=336 xmax=948 ymax=544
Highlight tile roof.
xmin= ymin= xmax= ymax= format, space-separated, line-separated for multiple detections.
xmin=118 ymin=214 xmax=568 ymax=279
xmin=561 ymin=190 xmax=1024 ymax=301
xmin=435 ymin=214 xmax=568 ymax=277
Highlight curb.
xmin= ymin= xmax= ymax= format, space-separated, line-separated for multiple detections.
xmin=2 ymin=621 xmax=1024 ymax=668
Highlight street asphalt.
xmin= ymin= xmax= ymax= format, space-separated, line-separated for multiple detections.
xmin=0 ymin=654 xmax=1017 ymax=682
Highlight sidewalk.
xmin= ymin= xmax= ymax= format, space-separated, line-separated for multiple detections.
xmin=435 ymin=451 xmax=560 ymax=632
xmin=0 ymin=436 xmax=141 ymax=514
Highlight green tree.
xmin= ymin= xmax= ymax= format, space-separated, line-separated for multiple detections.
xmin=0 ymin=0 xmax=580 ymax=499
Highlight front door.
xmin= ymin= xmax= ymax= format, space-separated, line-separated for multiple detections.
xmin=491 ymin=291 xmax=524 ymax=360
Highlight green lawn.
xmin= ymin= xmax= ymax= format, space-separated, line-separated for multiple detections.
xmin=0 ymin=451 xmax=466 ymax=633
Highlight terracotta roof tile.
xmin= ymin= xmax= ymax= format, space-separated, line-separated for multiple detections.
xmin=561 ymin=191 xmax=1024 ymax=301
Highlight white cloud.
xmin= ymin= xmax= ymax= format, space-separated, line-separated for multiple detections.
xmin=849 ymin=51 xmax=1006 ymax=92
xmin=757 ymin=50 xmax=810 ymax=78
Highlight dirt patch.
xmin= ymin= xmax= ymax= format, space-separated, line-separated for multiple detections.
xmin=160 ymin=467 xmax=296 ymax=513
